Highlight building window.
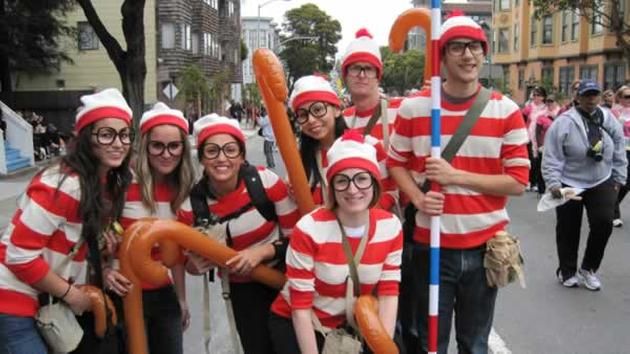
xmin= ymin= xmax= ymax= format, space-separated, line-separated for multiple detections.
xmin=542 ymin=15 xmax=553 ymax=44
xmin=78 ymin=22 xmax=99 ymax=50
xmin=180 ymin=24 xmax=191 ymax=51
xmin=228 ymin=1 xmax=235 ymax=16
xmin=192 ymin=33 xmax=199 ymax=55
xmin=561 ymin=11 xmax=569 ymax=42
xmin=530 ymin=16 xmax=537 ymax=47
xmin=513 ymin=24 xmax=519 ymax=51
xmin=499 ymin=0 xmax=510 ymax=10
xmin=541 ymin=67 xmax=554 ymax=85
xmin=161 ymin=22 xmax=175 ymax=49
xmin=559 ymin=66 xmax=575 ymax=95
xmin=203 ymin=0 xmax=218 ymax=9
xmin=498 ymin=28 xmax=509 ymax=53
xmin=580 ymin=65 xmax=598 ymax=81
xmin=604 ymin=63 xmax=625 ymax=90
xmin=518 ymin=68 xmax=524 ymax=89
xmin=591 ymin=12 xmax=603 ymax=34
xmin=203 ymin=32 xmax=211 ymax=55
xmin=571 ymin=12 xmax=579 ymax=40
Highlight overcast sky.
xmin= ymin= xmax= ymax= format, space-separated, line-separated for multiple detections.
xmin=241 ymin=0 xmax=414 ymax=58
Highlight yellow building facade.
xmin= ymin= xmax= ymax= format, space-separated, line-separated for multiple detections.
xmin=492 ymin=0 xmax=628 ymax=105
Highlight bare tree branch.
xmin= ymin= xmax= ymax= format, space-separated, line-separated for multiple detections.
xmin=75 ymin=0 xmax=124 ymax=68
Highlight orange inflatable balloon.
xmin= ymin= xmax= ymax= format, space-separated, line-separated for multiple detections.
xmin=355 ymin=295 xmax=399 ymax=354
xmin=253 ymin=48 xmax=315 ymax=216
xmin=389 ymin=7 xmax=432 ymax=87
xmin=78 ymin=285 xmax=118 ymax=338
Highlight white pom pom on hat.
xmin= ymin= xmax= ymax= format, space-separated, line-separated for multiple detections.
xmin=326 ymin=130 xmax=381 ymax=183
xmin=193 ymin=113 xmax=245 ymax=148
xmin=139 ymin=102 xmax=188 ymax=134
xmin=289 ymin=75 xmax=341 ymax=112
xmin=75 ymin=88 xmax=132 ymax=132
xmin=341 ymin=28 xmax=383 ymax=78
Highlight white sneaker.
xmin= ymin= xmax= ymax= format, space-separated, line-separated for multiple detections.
xmin=578 ymin=269 xmax=601 ymax=291
xmin=557 ymin=271 xmax=580 ymax=288
xmin=613 ymin=219 xmax=623 ymax=228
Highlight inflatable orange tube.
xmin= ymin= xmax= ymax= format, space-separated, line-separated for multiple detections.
xmin=253 ymin=48 xmax=315 ymax=216
xmin=78 ymin=285 xmax=117 ymax=338
xmin=355 ymin=295 xmax=399 ymax=354
xmin=389 ymin=7 xmax=432 ymax=86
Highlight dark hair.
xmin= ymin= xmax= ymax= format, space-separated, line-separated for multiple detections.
xmin=57 ymin=123 xmax=131 ymax=286
xmin=533 ymin=86 xmax=547 ymax=98
xmin=298 ymin=114 xmax=347 ymax=189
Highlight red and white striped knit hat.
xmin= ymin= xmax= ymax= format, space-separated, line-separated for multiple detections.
xmin=139 ymin=102 xmax=188 ymax=134
xmin=193 ymin=113 xmax=245 ymax=148
xmin=440 ymin=11 xmax=488 ymax=54
xmin=75 ymin=88 xmax=132 ymax=132
xmin=289 ymin=75 xmax=341 ymax=112
xmin=326 ymin=130 xmax=380 ymax=182
xmin=341 ymin=28 xmax=383 ymax=79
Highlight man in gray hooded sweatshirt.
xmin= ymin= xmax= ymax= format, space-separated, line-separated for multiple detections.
xmin=542 ymin=79 xmax=627 ymax=291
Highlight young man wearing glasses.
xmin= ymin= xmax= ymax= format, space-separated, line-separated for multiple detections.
xmin=341 ymin=28 xmax=402 ymax=150
xmin=387 ymin=13 xmax=530 ymax=354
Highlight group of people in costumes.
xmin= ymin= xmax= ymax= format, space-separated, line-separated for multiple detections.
xmin=8 ymin=11 xmax=622 ymax=354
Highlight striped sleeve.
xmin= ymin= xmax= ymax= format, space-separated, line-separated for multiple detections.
xmin=367 ymin=137 xmax=398 ymax=210
xmin=377 ymin=219 xmax=403 ymax=296
xmin=259 ymin=168 xmax=300 ymax=237
xmin=499 ymin=99 xmax=530 ymax=186
xmin=286 ymin=216 xmax=317 ymax=309
xmin=387 ymin=97 xmax=417 ymax=169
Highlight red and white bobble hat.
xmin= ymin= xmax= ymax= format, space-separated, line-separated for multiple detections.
xmin=75 ymin=88 xmax=132 ymax=132
xmin=139 ymin=102 xmax=188 ymax=134
xmin=440 ymin=10 xmax=488 ymax=54
xmin=341 ymin=28 xmax=383 ymax=79
xmin=289 ymin=75 xmax=341 ymax=112
xmin=193 ymin=113 xmax=245 ymax=148
xmin=326 ymin=130 xmax=381 ymax=183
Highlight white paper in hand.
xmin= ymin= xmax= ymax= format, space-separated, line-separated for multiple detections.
xmin=537 ymin=188 xmax=584 ymax=212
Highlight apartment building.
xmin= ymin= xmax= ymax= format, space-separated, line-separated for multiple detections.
xmin=241 ymin=16 xmax=280 ymax=85
xmin=492 ymin=0 xmax=628 ymax=104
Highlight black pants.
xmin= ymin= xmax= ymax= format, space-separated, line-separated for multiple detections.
xmin=230 ymin=282 xmax=278 ymax=354
xmin=71 ymin=312 xmax=124 ymax=354
xmin=143 ymin=286 xmax=183 ymax=354
xmin=263 ymin=140 xmax=275 ymax=168
xmin=268 ymin=313 xmax=325 ymax=354
xmin=556 ymin=179 xmax=619 ymax=279
xmin=613 ymin=151 xmax=630 ymax=219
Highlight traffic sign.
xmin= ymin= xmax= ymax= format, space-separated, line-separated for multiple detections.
xmin=163 ymin=83 xmax=179 ymax=100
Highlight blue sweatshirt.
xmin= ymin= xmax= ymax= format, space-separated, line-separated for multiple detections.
xmin=542 ymin=106 xmax=627 ymax=189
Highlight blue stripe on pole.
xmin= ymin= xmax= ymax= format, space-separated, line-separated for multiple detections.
xmin=431 ymin=0 xmax=440 ymax=9
xmin=431 ymin=108 xmax=441 ymax=147
xmin=430 ymin=246 xmax=440 ymax=285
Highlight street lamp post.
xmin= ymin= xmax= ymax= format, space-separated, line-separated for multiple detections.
xmin=257 ymin=0 xmax=291 ymax=50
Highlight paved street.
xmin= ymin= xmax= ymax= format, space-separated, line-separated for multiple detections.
xmin=1 ymin=133 xmax=629 ymax=354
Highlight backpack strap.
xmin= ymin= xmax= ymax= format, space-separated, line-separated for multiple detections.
xmin=239 ymin=162 xmax=277 ymax=223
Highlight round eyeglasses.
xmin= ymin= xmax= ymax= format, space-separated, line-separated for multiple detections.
xmin=295 ymin=102 xmax=329 ymax=124
xmin=92 ymin=127 xmax=133 ymax=146
xmin=445 ymin=41 xmax=484 ymax=56
xmin=201 ymin=141 xmax=242 ymax=160
xmin=331 ymin=171 xmax=374 ymax=192
xmin=148 ymin=140 xmax=185 ymax=156
xmin=346 ymin=65 xmax=378 ymax=79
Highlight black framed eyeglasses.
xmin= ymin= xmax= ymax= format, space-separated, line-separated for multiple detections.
xmin=201 ymin=141 xmax=242 ymax=160
xmin=346 ymin=65 xmax=378 ymax=79
xmin=92 ymin=127 xmax=133 ymax=145
xmin=622 ymin=95 xmax=630 ymax=99
xmin=445 ymin=41 xmax=484 ymax=56
xmin=148 ymin=140 xmax=184 ymax=156
xmin=331 ymin=171 xmax=374 ymax=192
xmin=295 ymin=102 xmax=329 ymax=124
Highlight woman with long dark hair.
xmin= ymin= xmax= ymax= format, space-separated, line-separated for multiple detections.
xmin=0 ymin=88 xmax=133 ymax=353
xmin=289 ymin=75 xmax=397 ymax=210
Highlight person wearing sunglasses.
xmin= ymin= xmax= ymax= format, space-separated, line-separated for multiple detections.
xmin=341 ymin=28 xmax=402 ymax=150
xmin=0 ymin=89 xmax=133 ymax=353
xmin=612 ymin=85 xmax=630 ymax=227
xmin=269 ymin=131 xmax=402 ymax=354
xmin=179 ymin=114 xmax=299 ymax=354
xmin=289 ymin=75 xmax=398 ymax=211
xmin=98 ymin=102 xmax=195 ymax=354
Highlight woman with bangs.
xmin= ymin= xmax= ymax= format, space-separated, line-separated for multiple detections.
xmin=268 ymin=131 xmax=402 ymax=354
xmin=289 ymin=75 xmax=398 ymax=210
xmin=0 ymin=88 xmax=133 ymax=354
xmin=104 ymin=102 xmax=195 ymax=354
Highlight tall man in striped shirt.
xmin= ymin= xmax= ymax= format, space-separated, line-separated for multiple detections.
xmin=387 ymin=13 xmax=530 ymax=354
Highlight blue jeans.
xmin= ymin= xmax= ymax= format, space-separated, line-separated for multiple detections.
xmin=0 ymin=314 xmax=47 ymax=354
xmin=405 ymin=243 xmax=498 ymax=354
xmin=143 ymin=286 xmax=183 ymax=354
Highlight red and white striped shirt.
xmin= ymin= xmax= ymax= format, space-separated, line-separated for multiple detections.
xmin=343 ymin=97 xmax=403 ymax=142
xmin=271 ymin=207 xmax=402 ymax=329
xmin=0 ymin=165 xmax=88 ymax=317
xmin=309 ymin=135 xmax=397 ymax=210
xmin=120 ymin=174 xmax=179 ymax=289
xmin=177 ymin=166 xmax=299 ymax=282
xmin=386 ymin=87 xmax=530 ymax=249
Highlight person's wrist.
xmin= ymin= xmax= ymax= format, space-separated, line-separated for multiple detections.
xmin=59 ymin=282 xmax=72 ymax=300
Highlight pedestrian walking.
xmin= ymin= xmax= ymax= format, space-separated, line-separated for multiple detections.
xmin=257 ymin=107 xmax=276 ymax=169
xmin=387 ymin=13 xmax=530 ymax=354
xmin=542 ymin=79 xmax=627 ymax=290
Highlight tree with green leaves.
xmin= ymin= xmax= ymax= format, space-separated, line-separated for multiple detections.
xmin=279 ymin=4 xmax=341 ymax=89
xmin=380 ymin=47 xmax=425 ymax=95
xmin=179 ymin=64 xmax=209 ymax=117
xmin=0 ymin=0 xmax=75 ymax=92
xmin=531 ymin=0 xmax=629 ymax=72
xmin=240 ymin=38 xmax=248 ymax=62
xmin=76 ymin=0 xmax=147 ymax=122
